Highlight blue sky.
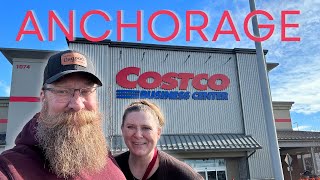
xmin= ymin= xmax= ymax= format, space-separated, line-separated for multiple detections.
xmin=0 ymin=0 xmax=319 ymax=131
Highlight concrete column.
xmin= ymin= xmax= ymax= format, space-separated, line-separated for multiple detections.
xmin=0 ymin=49 xmax=56 ymax=149
xmin=311 ymin=147 xmax=318 ymax=175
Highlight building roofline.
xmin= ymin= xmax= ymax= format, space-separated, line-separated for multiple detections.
xmin=272 ymin=101 xmax=295 ymax=104
xmin=67 ymin=37 xmax=269 ymax=55
xmin=267 ymin=62 xmax=279 ymax=72
xmin=0 ymin=48 xmax=58 ymax=64
xmin=277 ymin=130 xmax=320 ymax=139
xmin=272 ymin=101 xmax=294 ymax=110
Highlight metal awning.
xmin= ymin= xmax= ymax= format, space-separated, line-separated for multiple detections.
xmin=277 ymin=130 xmax=320 ymax=148
xmin=110 ymin=134 xmax=262 ymax=153
xmin=277 ymin=130 xmax=320 ymax=141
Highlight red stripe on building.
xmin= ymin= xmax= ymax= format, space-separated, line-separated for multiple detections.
xmin=0 ymin=119 xmax=8 ymax=123
xmin=275 ymin=119 xmax=291 ymax=122
xmin=9 ymin=96 xmax=40 ymax=102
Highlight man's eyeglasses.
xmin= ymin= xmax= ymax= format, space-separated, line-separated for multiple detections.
xmin=42 ymin=85 xmax=100 ymax=102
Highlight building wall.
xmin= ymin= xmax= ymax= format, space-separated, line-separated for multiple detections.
xmin=68 ymin=42 xmax=276 ymax=178
xmin=69 ymin=43 xmax=244 ymax=135
xmin=0 ymin=98 xmax=8 ymax=153
xmin=238 ymin=157 xmax=249 ymax=180
xmin=273 ymin=101 xmax=294 ymax=131
xmin=5 ymin=57 xmax=47 ymax=148
xmin=226 ymin=158 xmax=240 ymax=180
xmin=0 ymin=145 xmax=4 ymax=153
xmin=281 ymin=154 xmax=304 ymax=179
xmin=1 ymin=43 xmax=283 ymax=179
xmin=236 ymin=53 xmax=274 ymax=178
xmin=110 ymin=47 xmax=244 ymax=135
xmin=0 ymin=98 xmax=9 ymax=133
xmin=276 ymin=122 xmax=292 ymax=131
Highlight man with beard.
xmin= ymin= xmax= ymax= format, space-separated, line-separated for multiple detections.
xmin=0 ymin=50 xmax=126 ymax=180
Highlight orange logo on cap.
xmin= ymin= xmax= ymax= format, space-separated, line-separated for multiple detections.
xmin=61 ymin=52 xmax=87 ymax=67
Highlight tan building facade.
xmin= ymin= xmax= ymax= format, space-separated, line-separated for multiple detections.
xmin=1 ymin=40 xmax=319 ymax=179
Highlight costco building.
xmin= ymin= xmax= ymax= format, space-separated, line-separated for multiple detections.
xmin=1 ymin=39 xmax=320 ymax=180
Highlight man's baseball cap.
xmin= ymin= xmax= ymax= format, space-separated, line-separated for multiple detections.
xmin=43 ymin=50 xmax=102 ymax=86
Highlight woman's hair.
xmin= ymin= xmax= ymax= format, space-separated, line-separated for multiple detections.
xmin=122 ymin=100 xmax=165 ymax=128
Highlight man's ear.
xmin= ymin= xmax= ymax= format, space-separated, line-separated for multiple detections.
xmin=157 ymin=127 xmax=162 ymax=139
xmin=40 ymin=90 xmax=45 ymax=102
xmin=121 ymin=125 xmax=125 ymax=135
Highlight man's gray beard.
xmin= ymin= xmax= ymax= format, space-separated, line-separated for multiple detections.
xmin=36 ymin=104 xmax=108 ymax=179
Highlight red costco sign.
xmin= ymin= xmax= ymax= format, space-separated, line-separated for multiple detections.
xmin=116 ymin=67 xmax=230 ymax=91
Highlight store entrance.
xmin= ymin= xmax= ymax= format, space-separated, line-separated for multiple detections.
xmin=197 ymin=168 xmax=226 ymax=180
xmin=185 ymin=159 xmax=227 ymax=180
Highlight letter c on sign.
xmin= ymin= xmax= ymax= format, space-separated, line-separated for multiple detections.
xmin=192 ymin=73 xmax=208 ymax=90
xmin=116 ymin=67 xmax=140 ymax=89
xmin=208 ymin=74 xmax=230 ymax=91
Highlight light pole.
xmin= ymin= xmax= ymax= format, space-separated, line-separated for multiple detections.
xmin=293 ymin=122 xmax=299 ymax=131
xmin=248 ymin=0 xmax=284 ymax=179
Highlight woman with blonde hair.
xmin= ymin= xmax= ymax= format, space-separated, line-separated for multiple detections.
xmin=115 ymin=100 xmax=203 ymax=180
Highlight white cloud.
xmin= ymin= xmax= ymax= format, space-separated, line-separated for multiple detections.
xmin=270 ymin=58 xmax=320 ymax=114
xmin=293 ymin=125 xmax=312 ymax=131
xmin=0 ymin=80 xmax=10 ymax=96
xmin=259 ymin=0 xmax=320 ymax=115
xmin=198 ymin=0 xmax=320 ymax=115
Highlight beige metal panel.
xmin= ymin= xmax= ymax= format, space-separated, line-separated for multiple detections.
xmin=276 ymin=122 xmax=292 ymax=130
xmin=274 ymin=108 xmax=293 ymax=130
xmin=273 ymin=102 xmax=294 ymax=129
xmin=108 ymin=47 xmax=243 ymax=135
xmin=273 ymin=109 xmax=292 ymax=120
xmin=236 ymin=53 xmax=273 ymax=178
xmin=68 ymin=42 xmax=244 ymax=136
xmin=68 ymin=43 xmax=113 ymax=136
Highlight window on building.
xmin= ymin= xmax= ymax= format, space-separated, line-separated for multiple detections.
xmin=185 ymin=159 xmax=227 ymax=180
